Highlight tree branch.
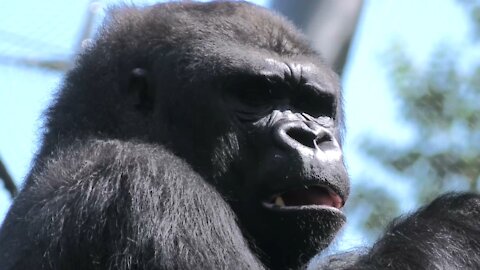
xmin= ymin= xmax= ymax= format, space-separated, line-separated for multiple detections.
xmin=0 ymin=158 xmax=17 ymax=198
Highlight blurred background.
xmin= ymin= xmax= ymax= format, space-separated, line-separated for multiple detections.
xmin=0 ymin=0 xmax=479 ymax=255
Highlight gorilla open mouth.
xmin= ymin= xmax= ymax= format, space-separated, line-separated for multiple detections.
xmin=263 ymin=185 xmax=344 ymax=210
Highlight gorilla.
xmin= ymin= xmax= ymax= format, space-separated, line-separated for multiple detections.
xmin=1 ymin=2 xmax=479 ymax=270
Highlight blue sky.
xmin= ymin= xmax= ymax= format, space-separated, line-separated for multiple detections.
xmin=0 ymin=0 xmax=473 ymax=250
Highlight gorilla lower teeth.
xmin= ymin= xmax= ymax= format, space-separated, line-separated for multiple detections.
xmin=274 ymin=196 xmax=286 ymax=207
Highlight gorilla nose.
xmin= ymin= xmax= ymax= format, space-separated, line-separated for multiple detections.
xmin=286 ymin=127 xmax=317 ymax=149
xmin=274 ymin=121 xmax=336 ymax=153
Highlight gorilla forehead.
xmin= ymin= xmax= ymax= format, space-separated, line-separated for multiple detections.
xmin=92 ymin=1 xmax=340 ymax=95
xmin=99 ymin=2 xmax=316 ymax=63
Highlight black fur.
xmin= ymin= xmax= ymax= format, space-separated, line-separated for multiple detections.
xmin=315 ymin=193 xmax=480 ymax=269
xmin=1 ymin=2 xmax=479 ymax=270
xmin=0 ymin=139 xmax=262 ymax=269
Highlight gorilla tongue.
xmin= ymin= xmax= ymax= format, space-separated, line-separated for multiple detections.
xmin=280 ymin=186 xmax=343 ymax=209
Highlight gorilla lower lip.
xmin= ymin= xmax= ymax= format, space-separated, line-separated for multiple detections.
xmin=267 ymin=186 xmax=343 ymax=209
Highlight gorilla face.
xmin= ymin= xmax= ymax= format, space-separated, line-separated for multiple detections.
xmin=140 ymin=38 xmax=349 ymax=268
xmin=216 ymin=58 xmax=349 ymax=268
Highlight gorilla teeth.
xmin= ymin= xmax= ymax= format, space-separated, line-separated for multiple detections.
xmin=274 ymin=196 xmax=286 ymax=207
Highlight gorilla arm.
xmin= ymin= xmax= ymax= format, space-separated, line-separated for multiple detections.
xmin=0 ymin=139 xmax=264 ymax=270
xmin=315 ymin=193 xmax=480 ymax=270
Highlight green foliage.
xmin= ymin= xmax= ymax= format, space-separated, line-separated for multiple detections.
xmin=351 ymin=3 xmax=480 ymax=237
xmin=347 ymin=184 xmax=400 ymax=238
xmin=376 ymin=42 xmax=480 ymax=195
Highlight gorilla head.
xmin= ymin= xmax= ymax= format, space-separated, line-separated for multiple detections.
xmin=31 ymin=2 xmax=349 ymax=269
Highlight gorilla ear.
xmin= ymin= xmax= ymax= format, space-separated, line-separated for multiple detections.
xmin=128 ymin=68 xmax=154 ymax=113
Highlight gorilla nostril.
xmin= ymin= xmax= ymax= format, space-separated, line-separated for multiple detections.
xmin=314 ymin=132 xmax=332 ymax=146
xmin=286 ymin=128 xmax=317 ymax=149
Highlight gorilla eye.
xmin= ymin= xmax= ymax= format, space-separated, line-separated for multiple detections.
xmin=234 ymin=88 xmax=275 ymax=122
xmin=237 ymin=87 xmax=277 ymax=106
xmin=230 ymin=76 xmax=286 ymax=122
xmin=295 ymin=92 xmax=335 ymax=119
